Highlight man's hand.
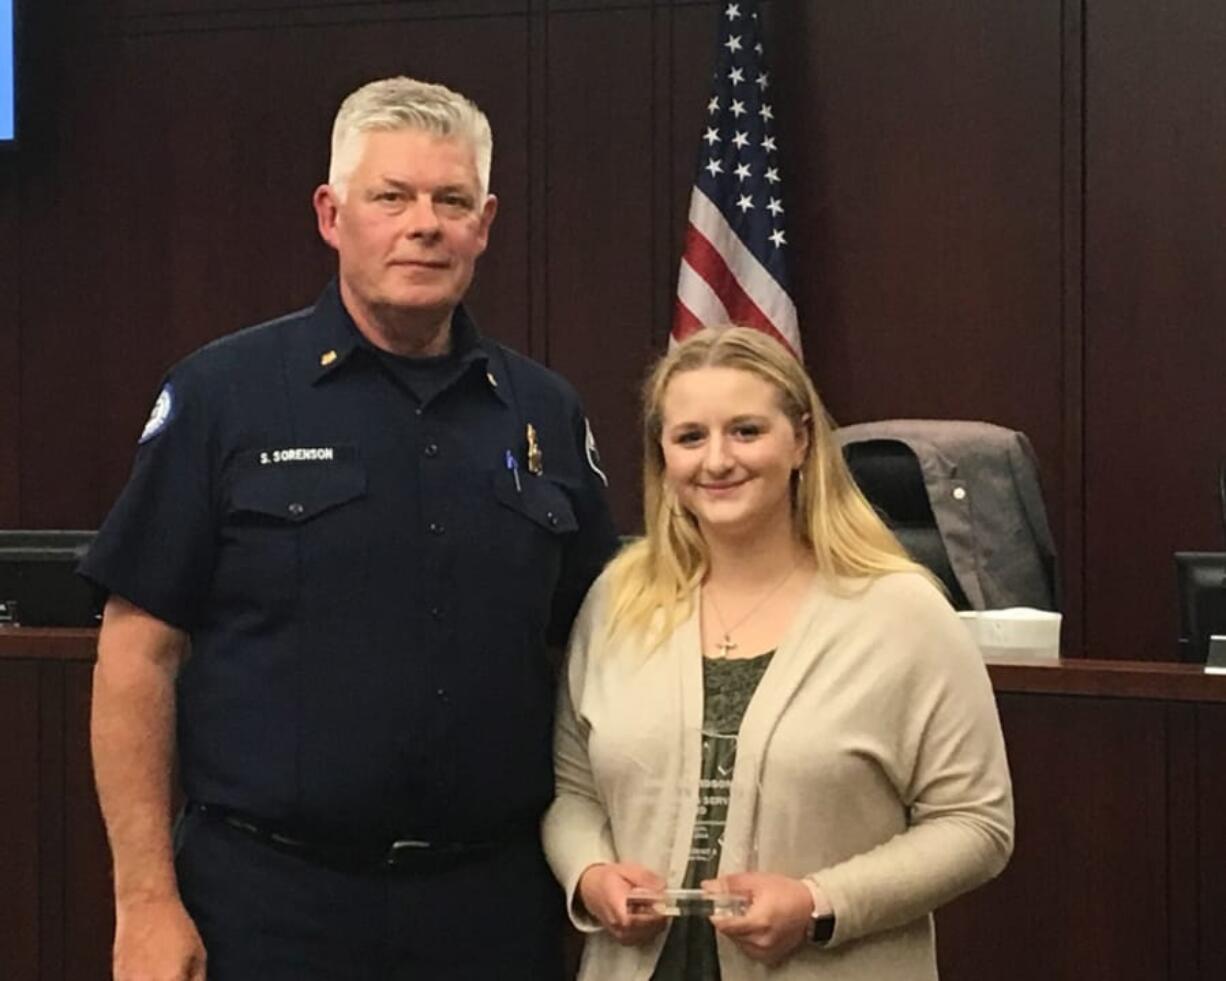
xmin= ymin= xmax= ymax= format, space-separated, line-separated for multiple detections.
xmin=708 ymin=872 xmax=821 ymax=965
xmin=113 ymin=895 xmax=206 ymax=981
xmin=576 ymin=862 xmax=669 ymax=946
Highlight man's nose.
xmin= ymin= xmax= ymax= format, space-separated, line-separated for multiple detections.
xmin=403 ymin=195 xmax=442 ymax=238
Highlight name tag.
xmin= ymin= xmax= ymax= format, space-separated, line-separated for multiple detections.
xmin=259 ymin=447 xmax=337 ymax=465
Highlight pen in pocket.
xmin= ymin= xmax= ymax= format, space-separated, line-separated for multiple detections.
xmin=505 ymin=449 xmax=522 ymax=492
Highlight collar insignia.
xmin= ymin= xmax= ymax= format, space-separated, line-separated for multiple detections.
xmin=526 ymin=423 xmax=544 ymax=475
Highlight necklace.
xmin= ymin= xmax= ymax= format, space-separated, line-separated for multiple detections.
xmin=704 ymin=562 xmax=798 ymax=659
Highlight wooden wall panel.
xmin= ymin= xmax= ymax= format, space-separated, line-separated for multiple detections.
xmin=0 ymin=171 xmax=18 ymax=525
xmin=1166 ymin=704 xmax=1201 ymax=981
xmin=775 ymin=0 xmax=1068 ymax=543
xmin=17 ymin=40 xmax=112 ymax=528
xmin=545 ymin=7 xmax=657 ymax=529
xmin=1199 ymin=703 xmax=1226 ymax=976
xmin=0 ymin=661 xmax=41 ymax=980
xmin=62 ymin=662 xmax=111 ymax=981
xmin=19 ymin=12 xmax=533 ymax=526
xmin=778 ymin=1 xmax=1065 ymax=424
xmin=1084 ymin=0 xmax=1226 ymax=660
xmin=937 ymin=693 xmax=1170 ymax=979
xmin=668 ymin=0 xmax=717 ymax=334
xmin=36 ymin=664 xmax=66 ymax=981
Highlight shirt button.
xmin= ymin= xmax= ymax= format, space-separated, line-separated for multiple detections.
xmin=428 ymin=521 xmax=445 ymax=536
xmin=430 ymin=606 xmax=444 ymax=620
xmin=436 ymin=688 xmax=446 ymax=698
xmin=424 ymin=442 xmax=439 ymax=458
xmin=287 ymin=502 xmax=305 ymax=517
xmin=953 ymin=487 xmax=967 ymax=501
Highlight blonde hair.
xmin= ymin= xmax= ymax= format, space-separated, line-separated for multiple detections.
xmin=328 ymin=76 xmax=493 ymax=200
xmin=605 ymin=325 xmax=923 ymax=647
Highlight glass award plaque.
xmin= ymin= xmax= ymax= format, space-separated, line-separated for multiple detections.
xmin=626 ymin=887 xmax=749 ymax=918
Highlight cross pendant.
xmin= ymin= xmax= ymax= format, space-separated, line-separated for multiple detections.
xmin=715 ymin=634 xmax=737 ymax=658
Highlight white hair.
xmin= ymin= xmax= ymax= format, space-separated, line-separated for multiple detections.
xmin=327 ymin=76 xmax=493 ymax=200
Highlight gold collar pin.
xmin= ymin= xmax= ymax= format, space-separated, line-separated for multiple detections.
xmin=320 ymin=350 xmax=338 ymax=367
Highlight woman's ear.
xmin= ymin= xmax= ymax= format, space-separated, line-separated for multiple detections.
xmin=794 ymin=413 xmax=813 ymax=468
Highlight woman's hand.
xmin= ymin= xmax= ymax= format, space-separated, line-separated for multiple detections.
xmin=707 ymin=872 xmax=825 ymax=965
xmin=577 ymin=862 xmax=669 ymax=946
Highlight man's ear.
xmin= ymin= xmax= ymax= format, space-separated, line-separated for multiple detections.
xmin=475 ymin=193 xmax=499 ymax=253
xmin=313 ymin=184 xmax=341 ymax=251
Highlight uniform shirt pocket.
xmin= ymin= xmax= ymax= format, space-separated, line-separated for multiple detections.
xmin=229 ymin=452 xmax=366 ymax=522
xmin=492 ymin=468 xmax=579 ymax=535
xmin=481 ymin=469 xmax=578 ymax=634
xmin=217 ymin=448 xmax=368 ymax=621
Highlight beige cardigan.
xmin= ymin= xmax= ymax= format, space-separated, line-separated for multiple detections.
xmin=542 ymin=570 xmax=1013 ymax=981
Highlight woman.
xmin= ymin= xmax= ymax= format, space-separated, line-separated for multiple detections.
xmin=543 ymin=326 xmax=1013 ymax=980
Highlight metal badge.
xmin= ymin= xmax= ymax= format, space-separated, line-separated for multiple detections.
xmin=526 ymin=424 xmax=543 ymax=475
xmin=320 ymin=350 xmax=338 ymax=367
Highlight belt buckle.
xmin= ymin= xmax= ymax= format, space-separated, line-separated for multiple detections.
xmin=386 ymin=838 xmax=433 ymax=866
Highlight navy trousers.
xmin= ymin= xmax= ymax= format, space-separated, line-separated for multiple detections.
xmin=174 ymin=808 xmax=567 ymax=980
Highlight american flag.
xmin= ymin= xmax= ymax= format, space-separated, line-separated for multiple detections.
xmin=672 ymin=0 xmax=800 ymax=357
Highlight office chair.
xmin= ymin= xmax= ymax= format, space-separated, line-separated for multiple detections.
xmin=835 ymin=420 xmax=1059 ymax=612
xmin=842 ymin=439 xmax=971 ymax=609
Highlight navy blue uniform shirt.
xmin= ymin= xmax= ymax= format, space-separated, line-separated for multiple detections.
xmin=82 ymin=281 xmax=619 ymax=842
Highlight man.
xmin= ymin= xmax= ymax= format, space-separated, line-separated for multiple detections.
xmin=83 ymin=77 xmax=618 ymax=981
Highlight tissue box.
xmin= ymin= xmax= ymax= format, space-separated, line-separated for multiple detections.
xmin=957 ymin=608 xmax=1061 ymax=660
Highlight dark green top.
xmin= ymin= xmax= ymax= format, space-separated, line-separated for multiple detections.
xmin=650 ymin=650 xmax=775 ymax=981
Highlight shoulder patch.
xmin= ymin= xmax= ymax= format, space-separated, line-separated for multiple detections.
xmin=138 ymin=384 xmax=175 ymax=444
xmin=585 ymin=417 xmax=608 ymax=487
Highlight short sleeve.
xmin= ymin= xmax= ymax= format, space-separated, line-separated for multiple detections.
xmin=546 ymin=402 xmax=620 ymax=648
xmin=78 ymin=364 xmax=219 ymax=630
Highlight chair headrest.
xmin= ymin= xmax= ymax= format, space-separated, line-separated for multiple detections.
xmin=842 ymin=440 xmax=933 ymax=525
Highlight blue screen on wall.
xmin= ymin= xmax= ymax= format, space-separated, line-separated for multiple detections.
xmin=0 ymin=0 xmax=13 ymax=142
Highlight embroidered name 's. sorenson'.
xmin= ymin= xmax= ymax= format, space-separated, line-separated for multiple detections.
xmin=259 ymin=447 xmax=336 ymax=465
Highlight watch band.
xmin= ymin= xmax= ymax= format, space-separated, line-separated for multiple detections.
xmin=808 ymin=911 xmax=836 ymax=945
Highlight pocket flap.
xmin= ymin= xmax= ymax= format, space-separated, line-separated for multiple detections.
xmin=229 ymin=457 xmax=366 ymax=523
xmin=492 ymin=469 xmax=578 ymax=534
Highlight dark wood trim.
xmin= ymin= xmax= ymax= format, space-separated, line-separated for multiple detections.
xmin=118 ymin=2 xmax=537 ymax=39
xmin=0 ymin=172 xmax=19 ymax=526
xmin=528 ymin=0 xmax=550 ymax=363
xmin=0 ymin=629 xmax=97 ymax=662
xmin=987 ymin=656 xmax=1226 ymax=703
xmin=1166 ymin=702 xmax=1200 ymax=980
xmin=1059 ymin=0 xmax=1086 ymax=655
xmin=1198 ymin=705 xmax=1226 ymax=974
xmin=0 ymin=659 xmax=41 ymax=979
xmin=37 ymin=663 xmax=65 ymax=981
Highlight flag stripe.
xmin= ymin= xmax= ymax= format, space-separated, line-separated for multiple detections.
xmin=671 ymin=299 xmax=707 ymax=345
xmin=680 ymin=223 xmax=792 ymax=350
xmin=686 ymin=188 xmax=799 ymax=350
xmin=676 ymin=255 xmax=732 ymax=324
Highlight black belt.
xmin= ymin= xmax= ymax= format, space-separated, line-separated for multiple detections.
xmin=188 ymin=802 xmax=533 ymax=873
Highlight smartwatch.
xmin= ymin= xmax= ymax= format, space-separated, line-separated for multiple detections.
xmin=808 ymin=911 xmax=836 ymax=945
